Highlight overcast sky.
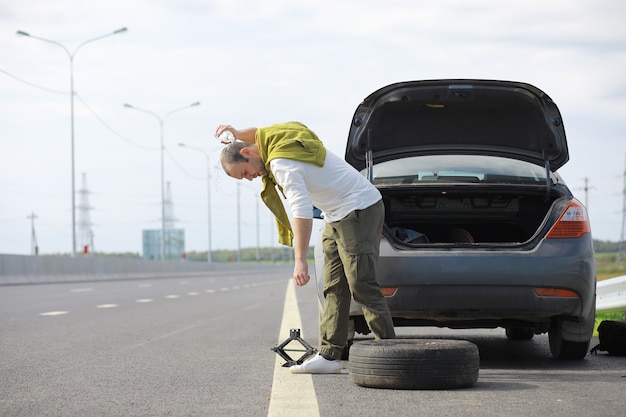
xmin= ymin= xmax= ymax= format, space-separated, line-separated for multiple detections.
xmin=1 ymin=0 xmax=625 ymax=256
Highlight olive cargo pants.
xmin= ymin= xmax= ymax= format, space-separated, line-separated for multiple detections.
xmin=318 ymin=199 xmax=396 ymax=360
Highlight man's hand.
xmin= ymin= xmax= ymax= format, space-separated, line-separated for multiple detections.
xmin=293 ymin=258 xmax=310 ymax=286
xmin=215 ymin=124 xmax=236 ymax=144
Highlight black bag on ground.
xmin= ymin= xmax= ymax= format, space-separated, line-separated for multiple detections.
xmin=590 ymin=320 xmax=626 ymax=355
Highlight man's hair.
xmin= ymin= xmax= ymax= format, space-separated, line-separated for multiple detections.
xmin=220 ymin=141 xmax=250 ymax=174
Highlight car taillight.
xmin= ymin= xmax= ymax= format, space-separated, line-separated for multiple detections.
xmin=546 ymin=199 xmax=590 ymax=239
xmin=380 ymin=287 xmax=397 ymax=297
xmin=534 ymin=288 xmax=579 ymax=298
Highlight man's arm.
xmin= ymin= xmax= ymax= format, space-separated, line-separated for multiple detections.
xmin=215 ymin=124 xmax=257 ymax=144
xmin=233 ymin=127 xmax=257 ymax=144
xmin=292 ymin=217 xmax=313 ymax=286
xmin=269 ymin=158 xmax=313 ymax=286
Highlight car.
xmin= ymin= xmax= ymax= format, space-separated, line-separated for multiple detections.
xmin=314 ymin=79 xmax=596 ymax=360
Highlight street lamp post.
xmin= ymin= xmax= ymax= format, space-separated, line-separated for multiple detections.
xmin=178 ymin=143 xmax=213 ymax=263
xmin=17 ymin=27 xmax=128 ymax=257
xmin=124 ymin=102 xmax=200 ymax=260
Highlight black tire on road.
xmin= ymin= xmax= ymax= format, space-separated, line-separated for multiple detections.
xmin=548 ymin=319 xmax=590 ymax=359
xmin=349 ymin=339 xmax=479 ymax=390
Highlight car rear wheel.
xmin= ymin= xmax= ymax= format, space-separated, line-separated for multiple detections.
xmin=548 ymin=320 xmax=590 ymax=359
xmin=505 ymin=327 xmax=534 ymax=340
xmin=349 ymin=339 xmax=479 ymax=390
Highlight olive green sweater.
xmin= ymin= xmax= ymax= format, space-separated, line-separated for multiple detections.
xmin=256 ymin=122 xmax=326 ymax=246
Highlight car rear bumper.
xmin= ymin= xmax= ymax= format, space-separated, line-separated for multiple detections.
xmin=352 ymin=235 xmax=597 ymax=326
xmin=385 ymin=285 xmax=582 ymax=320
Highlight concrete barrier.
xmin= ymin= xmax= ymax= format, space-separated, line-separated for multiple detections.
xmin=0 ymin=254 xmax=290 ymax=285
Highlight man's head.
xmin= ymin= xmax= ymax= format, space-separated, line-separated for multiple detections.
xmin=220 ymin=142 xmax=268 ymax=181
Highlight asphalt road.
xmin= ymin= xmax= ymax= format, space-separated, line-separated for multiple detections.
xmin=1 ymin=266 xmax=625 ymax=417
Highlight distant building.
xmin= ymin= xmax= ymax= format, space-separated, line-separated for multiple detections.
xmin=142 ymin=229 xmax=185 ymax=260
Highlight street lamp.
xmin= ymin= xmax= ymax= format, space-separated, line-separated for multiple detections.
xmin=124 ymin=102 xmax=200 ymax=260
xmin=178 ymin=143 xmax=213 ymax=263
xmin=17 ymin=27 xmax=128 ymax=257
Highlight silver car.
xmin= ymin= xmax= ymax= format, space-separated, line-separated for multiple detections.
xmin=314 ymin=79 xmax=596 ymax=359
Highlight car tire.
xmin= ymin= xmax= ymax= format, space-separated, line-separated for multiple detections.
xmin=548 ymin=320 xmax=590 ymax=359
xmin=505 ymin=327 xmax=534 ymax=340
xmin=348 ymin=339 xmax=479 ymax=390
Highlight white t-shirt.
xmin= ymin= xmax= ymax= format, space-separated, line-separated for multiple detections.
xmin=270 ymin=150 xmax=381 ymax=222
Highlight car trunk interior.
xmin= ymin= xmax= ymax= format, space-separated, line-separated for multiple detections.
xmin=381 ymin=186 xmax=567 ymax=245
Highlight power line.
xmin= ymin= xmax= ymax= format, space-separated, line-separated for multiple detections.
xmin=75 ymin=94 xmax=159 ymax=151
xmin=1 ymin=67 xmax=68 ymax=94
xmin=165 ymin=148 xmax=203 ymax=180
xmin=2 ymin=67 xmax=159 ymax=151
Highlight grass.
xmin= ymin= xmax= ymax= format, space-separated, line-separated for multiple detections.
xmin=596 ymin=252 xmax=625 ymax=281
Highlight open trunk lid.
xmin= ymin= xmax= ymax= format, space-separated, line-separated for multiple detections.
xmin=346 ymin=79 xmax=569 ymax=173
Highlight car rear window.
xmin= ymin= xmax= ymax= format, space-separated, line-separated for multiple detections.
xmin=369 ymin=155 xmax=549 ymax=185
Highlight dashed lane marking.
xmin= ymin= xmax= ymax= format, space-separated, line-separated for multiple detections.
xmin=70 ymin=288 xmax=94 ymax=293
xmin=267 ymin=279 xmax=320 ymax=417
xmin=36 ymin=280 xmax=286 ymax=317
xmin=39 ymin=311 xmax=70 ymax=316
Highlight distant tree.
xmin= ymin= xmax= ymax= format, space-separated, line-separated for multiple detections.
xmin=594 ymin=240 xmax=622 ymax=253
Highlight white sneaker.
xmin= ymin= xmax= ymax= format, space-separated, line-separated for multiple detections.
xmin=289 ymin=353 xmax=342 ymax=374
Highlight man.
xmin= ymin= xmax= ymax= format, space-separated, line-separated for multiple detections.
xmin=216 ymin=121 xmax=395 ymax=374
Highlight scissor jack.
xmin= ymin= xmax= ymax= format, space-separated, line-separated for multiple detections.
xmin=271 ymin=328 xmax=317 ymax=367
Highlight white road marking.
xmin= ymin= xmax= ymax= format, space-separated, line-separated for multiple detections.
xmin=70 ymin=288 xmax=93 ymax=293
xmin=267 ymin=279 xmax=320 ymax=417
xmin=37 ymin=280 xmax=281 ymax=318
xmin=39 ymin=311 xmax=69 ymax=316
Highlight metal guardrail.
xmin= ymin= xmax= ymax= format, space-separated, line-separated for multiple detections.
xmin=596 ymin=275 xmax=626 ymax=313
